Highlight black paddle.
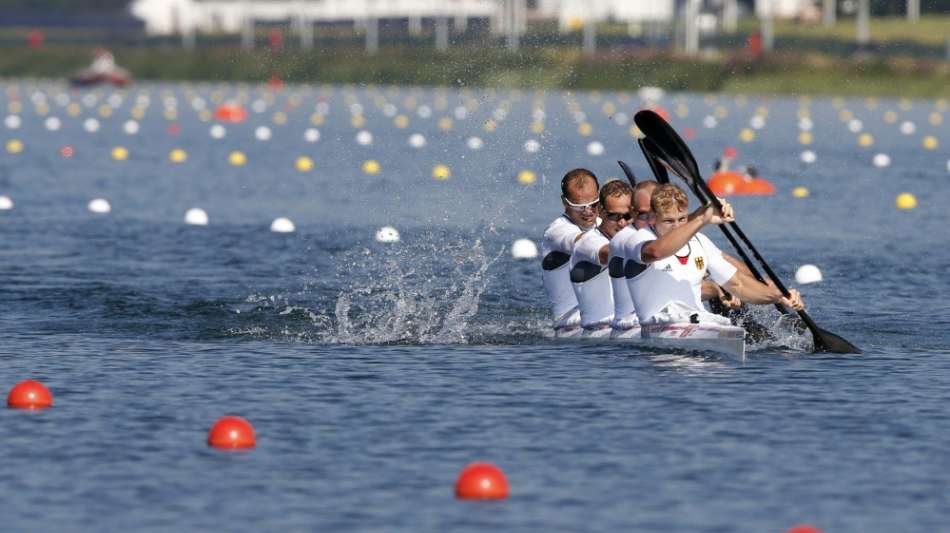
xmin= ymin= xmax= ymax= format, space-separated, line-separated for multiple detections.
xmin=617 ymin=160 xmax=637 ymax=187
xmin=633 ymin=110 xmax=860 ymax=354
xmin=637 ymin=137 xmax=670 ymax=184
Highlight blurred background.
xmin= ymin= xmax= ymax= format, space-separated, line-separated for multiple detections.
xmin=0 ymin=0 xmax=947 ymax=96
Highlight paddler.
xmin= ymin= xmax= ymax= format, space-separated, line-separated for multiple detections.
xmin=569 ymin=179 xmax=633 ymax=337
xmin=623 ymin=183 xmax=803 ymax=326
xmin=541 ymin=168 xmax=599 ymax=337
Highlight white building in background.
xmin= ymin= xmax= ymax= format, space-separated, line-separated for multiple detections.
xmin=755 ymin=0 xmax=820 ymax=19
xmin=536 ymin=0 xmax=674 ymax=31
xmin=131 ymin=0 xmax=677 ymax=36
xmin=131 ymin=0 xmax=497 ymax=35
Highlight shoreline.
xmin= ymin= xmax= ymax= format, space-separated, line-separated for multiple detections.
xmin=1 ymin=45 xmax=948 ymax=98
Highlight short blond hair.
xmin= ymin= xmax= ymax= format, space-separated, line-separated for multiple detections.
xmin=651 ymin=183 xmax=689 ymax=215
xmin=598 ymin=179 xmax=633 ymax=207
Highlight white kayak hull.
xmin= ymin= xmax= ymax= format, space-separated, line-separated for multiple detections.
xmin=560 ymin=322 xmax=746 ymax=360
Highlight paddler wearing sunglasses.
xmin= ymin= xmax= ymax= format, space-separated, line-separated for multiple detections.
xmin=542 ymin=168 xmax=600 ymax=338
xmin=568 ymin=179 xmax=634 ymax=337
xmin=623 ymin=183 xmax=804 ymax=327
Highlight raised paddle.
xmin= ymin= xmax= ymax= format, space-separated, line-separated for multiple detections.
xmin=633 ymin=109 xmax=860 ymax=354
xmin=638 ymin=137 xmax=670 ymax=184
xmin=617 ymin=160 xmax=637 ymax=187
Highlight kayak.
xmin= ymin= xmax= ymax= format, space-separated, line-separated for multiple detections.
xmin=559 ymin=321 xmax=747 ymax=361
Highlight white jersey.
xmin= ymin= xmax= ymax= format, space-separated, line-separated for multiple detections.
xmin=541 ymin=215 xmax=584 ymax=329
xmin=607 ymin=225 xmax=638 ymax=330
xmin=623 ymin=228 xmax=737 ymax=324
xmin=570 ymin=228 xmax=612 ymax=329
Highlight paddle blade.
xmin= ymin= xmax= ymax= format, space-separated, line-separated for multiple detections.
xmin=617 ymin=160 xmax=637 ymax=186
xmin=813 ymin=327 xmax=862 ymax=354
xmin=638 ymin=138 xmax=670 ymax=184
xmin=634 ymin=110 xmax=701 ymax=180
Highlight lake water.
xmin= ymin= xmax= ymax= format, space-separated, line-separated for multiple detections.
xmin=1 ymin=82 xmax=949 ymax=532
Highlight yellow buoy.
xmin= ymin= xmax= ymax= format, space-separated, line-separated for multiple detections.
xmin=432 ymin=164 xmax=451 ymax=180
xmin=838 ymin=109 xmax=853 ymax=122
xmin=131 ymin=107 xmax=146 ymax=120
xmin=295 ymin=156 xmax=314 ymax=172
xmin=629 ymin=125 xmax=642 ymax=139
xmin=394 ymin=115 xmax=409 ymax=129
xmin=895 ymin=192 xmax=917 ymax=210
xmin=531 ymin=122 xmax=545 ymax=134
xmin=67 ymin=103 xmax=81 ymax=117
xmin=798 ymin=131 xmax=813 ymax=145
xmin=169 ymin=148 xmax=188 ymax=163
xmin=578 ymin=123 xmax=592 ymax=136
xmin=923 ymin=136 xmax=939 ymax=150
xmin=273 ymin=111 xmax=287 ymax=125
xmin=8 ymin=101 xmax=22 ymax=114
xmin=858 ymin=133 xmax=874 ymax=147
xmin=483 ymin=119 xmax=497 ymax=132
xmin=310 ymin=113 xmax=325 ymax=126
xmin=163 ymin=109 xmax=177 ymax=121
xmin=792 ymin=186 xmax=809 ymax=198
xmin=228 ymin=150 xmax=246 ymax=166
xmin=739 ymin=128 xmax=755 ymax=143
xmin=350 ymin=115 xmax=365 ymax=128
xmin=111 ymin=146 xmax=129 ymax=161
xmin=362 ymin=159 xmax=380 ymax=175
xmin=882 ymin=110 xmax=897 ymax=124
xmin=929 ymin=112 xmax=943 ymax=126
xmin=517 ymin=170 xmax=536 ymax=185
xmin=438 ymin=117 xmax=453 ymax=131
xmin=98 ymin=105 xmax=112 ymax=118
xmin=5 ymin=139 xmax=23 ymax=154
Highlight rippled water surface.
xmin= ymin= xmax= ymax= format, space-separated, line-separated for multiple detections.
xmin=1 ymin=82 xmax=949 ymax=532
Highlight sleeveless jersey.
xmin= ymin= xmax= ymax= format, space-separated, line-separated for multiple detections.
xmin=541 ymin=215 xmax=583 ymax=326
xmin=570 ymin=228 xmax=613 ymax=329
xmin=623 ymin=228 xmax=737 ymax=324
xmin=607 ymin=225 xmax=638 ymax=330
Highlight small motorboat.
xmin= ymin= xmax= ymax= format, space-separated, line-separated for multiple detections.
xmin=70 ymin=48 xmax=131 ymax=87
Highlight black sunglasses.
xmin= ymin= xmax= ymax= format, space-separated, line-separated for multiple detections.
xmin=604 ymin=211 xmax=633 ymax=222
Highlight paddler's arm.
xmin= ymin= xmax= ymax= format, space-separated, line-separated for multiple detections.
xmin=640 ymin=203 xmax=733 ymax=263
xmin=597 ymin=244 xmax=609 ymax=265
xmin=722 ymin=270 xmax=805 ymax=310
xmin=700 ymin=280 xmax=742 ymax=308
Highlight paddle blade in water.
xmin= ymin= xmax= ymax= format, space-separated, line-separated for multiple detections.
xmin=814 ymin=327 xmax=862 ymax=354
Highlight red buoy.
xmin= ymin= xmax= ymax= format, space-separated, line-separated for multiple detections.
xmin=207 ymin=416 xmax=256 ymax=449
xmin=7 ymin=380 xmax=53 ymax=409
xmin=214 ymin=104 xmax=248 ymax=124
xmin=787 ymin=525 xmax=824 ymax=533
xmin=455 ymin=462 xmax=509 ymax=499
xmin=60 ymin=145 xmax=74 ymax=158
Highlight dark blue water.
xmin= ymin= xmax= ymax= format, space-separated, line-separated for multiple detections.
xmin=1 ymin=83 xmax=949 ymax=532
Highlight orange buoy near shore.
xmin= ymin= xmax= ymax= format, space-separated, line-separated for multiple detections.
xmin=7 ymin=379 xmax=53 ymax=409
xmin=214 ymin=104 xmax=247 ymax=124
xmin=708 ymin=171 xmax=775 ymax=196
xmin=207 ymin=415 xmax=256 ymax=449
xmin=455 ymin=462 xmax=509 ymax=499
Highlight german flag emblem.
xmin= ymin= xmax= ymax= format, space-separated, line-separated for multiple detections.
xmin=694 ymin=256 xmax=705 ymax=270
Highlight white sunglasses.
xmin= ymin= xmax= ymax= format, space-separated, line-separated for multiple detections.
xmin=562 ymin=195 xmax=600 ymax=211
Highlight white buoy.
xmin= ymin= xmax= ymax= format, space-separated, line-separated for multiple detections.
xmin=899 ymin=120 xmax=916 ymax=135
xmin=375 ymin=226 xmax=400 ymax=243
xmin=795 ymin=264 xmax=823 ymax=285
xmin=637 ymin=86 xmax=665 ymax=102
xmin=123 ymin=120 xmax=139 ymax=135
xmin=304 ymin=128 xmax=320 ymax=143
xmin=209 ymin=124 xmax=226 ymax=139
xmin=417 ymin=105 xmax=432 ymax=119
xmin=511 ymin=238 xmax=538 ymax=260
xmin=270 ymin=217 xmax=295 ymax=233
xmin=349 ymin=103 xmax=363 ymax=116
xmin=4 ymin=115 xmax=21 ymax=129
xmin=586 ymin=141 xmax=605 ymax=156
xmin=466 ymin=136 xmax=483 ymax=150
xmin=44 ymin=116 xmax=61 ymax=131
xmin=798 ymin=117 xmax=813 ymax=131
xmin=251 ymin=99 xmax=268 ymax=113
xmin=872 ymin=153 xmax=891 ymax=168
xmin=254 ymin=126 xmax=272 ymax=141
xmin=315 ymin=101 xmax=329 ymax=115
xmin=946 ymin=159 xmax=950 ymax=173
xmin=0 ymin=195 xmax=13 ymax=210
xmin=750 ymin=115 xmax=766 ymax=130
xmin=703 ymin=115 xmax=718 ymax=129
xmin=847 ymin=119 xmax=863 ymax=133
xmin=408 ymin=133 xmax=426 ymax=148
xmin=88 ymin=198 xmax=111 ymax=214
xmin=532 ymin=108 xmax=546 ymax=122
xmin=492 ymin=107 xmax=507 ymax=121
xmin=383 ymin=103 xmax=398 ymax=117
xmin=184 ymin=208 xmax=209 ymax=226
xmin=453 ymin=106 xmax=468 ymax=120
xmin=612 ymin=112 xmax=629 ymax=126
xmin=800 ymin=150 xmax=817 ymax=164
xmin=83 ymin=118 xmax=100 ymax=133
xmin=356 ymin=130 xmax=373 ymax=146
xmin=524 ymin=139 xmax=540 ymax=153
